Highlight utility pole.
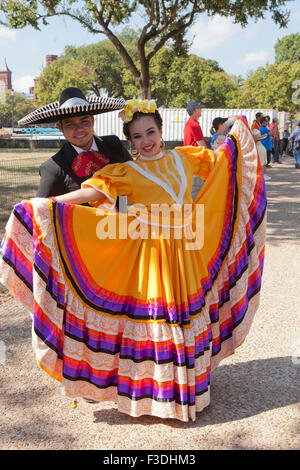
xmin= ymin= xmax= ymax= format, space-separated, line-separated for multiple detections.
xmin=11 ymin=88 xmax=14 ymax=134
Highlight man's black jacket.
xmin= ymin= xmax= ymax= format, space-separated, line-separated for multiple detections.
xmin=36 ymin=135 xmax=131 ymax=197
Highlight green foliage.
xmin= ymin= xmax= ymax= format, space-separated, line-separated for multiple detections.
xmin=274 ymin=33 xmax=300 ymax=64
xmin=66 ymin=42 xmax=125 ymax=97
xmin=229 ymin=61 xmax=300 ymax=115
xmin=0 ymin=0 xmax=293 ymax=97
xmin=34 ymin=57 xmax=94 ymax=105
xmin=149 ymin=52 xmax=235 ymax=107
xmin=200 ymin=72 xmax=239 ymax=108
xmin=0 ymin=91 xmax=35 ymax=127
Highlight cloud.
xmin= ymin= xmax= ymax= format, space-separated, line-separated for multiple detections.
xmin=13 ymin=75 xmax=35 ymax=93
xmin=239 ymin=51 xmax=269 ymax=64
xmin=0 ymin=27 xmax=16 ymax=41
xmin=189 ymin=15 xmax=240 ymax=54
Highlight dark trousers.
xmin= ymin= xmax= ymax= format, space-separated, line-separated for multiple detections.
xmin=282 ymin=138 xmax=288 ymax=154
xmin=266 ymin=150 xmax=272 ymax=164
xmin=272 ymin=140 xmax=280 ymax=162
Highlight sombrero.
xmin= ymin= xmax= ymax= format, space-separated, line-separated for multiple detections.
xmin=18 ymin=87 xmax=127 ymax=125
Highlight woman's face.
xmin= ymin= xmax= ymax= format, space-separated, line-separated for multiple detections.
xmin=129 ymin=116 xmax=162 ymax=158
xmin=218 ymin=122 xmax=227 ymax=134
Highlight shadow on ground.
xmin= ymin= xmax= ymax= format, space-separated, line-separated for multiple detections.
xmin=93 ymin=356 xmax=299 ymax=428
xmin=265 ymin=157 xmax=300 ymax=245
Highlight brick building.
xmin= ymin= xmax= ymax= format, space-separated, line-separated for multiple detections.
xmin=0 ymin=59 xmax=12 ymax=96
xmin=32 ymin=54 xmax=58 ymax=100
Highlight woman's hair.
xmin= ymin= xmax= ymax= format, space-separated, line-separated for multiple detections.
xmin=259 ymin=115 xmax=267 ymax=125
xmin=123 ymin=110 xmax=163 ymax=140
xmin=210 ymin=126 xmax=216 ymax=136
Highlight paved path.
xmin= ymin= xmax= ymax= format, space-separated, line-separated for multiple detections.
xmin=0 ymin=155 xmax=299 ymax=450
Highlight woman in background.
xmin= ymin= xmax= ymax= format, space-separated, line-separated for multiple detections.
xmin=251 ymin=127 xmax=270 ymax=181
xmin=210 ymin=116 xmax=237 ymax=150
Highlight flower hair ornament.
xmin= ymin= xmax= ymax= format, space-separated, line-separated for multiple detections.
xmin=119 ymin=99 xmax=157 ymax=123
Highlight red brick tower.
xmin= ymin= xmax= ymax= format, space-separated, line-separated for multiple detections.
xmin=0 ymin=59 xmax=12 ymax=94
xmin=45 ymin=55 xmax=58 ymax=67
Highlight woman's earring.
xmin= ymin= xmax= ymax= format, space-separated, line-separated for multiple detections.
xmin=130 ymin=144 xmax=140 ymax=159
xmin=160 ymin=138 xmax=165 ymax=150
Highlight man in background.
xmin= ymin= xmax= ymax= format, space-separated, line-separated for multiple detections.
xmin=184 ymin=102 xmax=206 ymax=201
xmin=269 ymin=117 xmax=282 ymax=164
xmin=184 ymin=101 xmax=206 ymax=148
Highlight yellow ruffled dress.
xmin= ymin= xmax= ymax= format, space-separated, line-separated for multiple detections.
xmin=0 ymin=116 xmax=266 ymax=421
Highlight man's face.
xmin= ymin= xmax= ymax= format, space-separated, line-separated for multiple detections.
xmin=193 ymin=107 xmax=202 ymax=120
xmin=58 ymin=115 xmax=95 ymax=150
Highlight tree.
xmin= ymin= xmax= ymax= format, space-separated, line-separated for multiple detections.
xmin=35 ymin=35 xmax=236 ymax=107
xmin=65 ymin=29 xmax=141 ymax=98
xmin=149 ymin=52 xmax=232 ymax=107
xmin=34 ymin=57 xmax=95 ymax=105
xmin=0 ymin=0 xmax=292 ymax=99
xmin=200 ymin=72 xmax=239 ymax=108
xmin=229 ymin=62 xmax=300 ymax=115
xmin=0 ymin=91 xmax=35 ymax=127
xmin=274 ymin=33 xmax=300 ymax=64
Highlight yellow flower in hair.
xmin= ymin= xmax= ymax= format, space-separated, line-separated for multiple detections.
xmin=119 ymin=99 xmax=157 ymax=123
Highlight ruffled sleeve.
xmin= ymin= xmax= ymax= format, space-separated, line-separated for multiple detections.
xmin=175 ymin=146 xmax=215 ymax=180
xmin=82 ymin=163 xmax=133 ymax=208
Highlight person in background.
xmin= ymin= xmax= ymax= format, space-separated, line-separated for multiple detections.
xmin=269 ymin=117 xmax=282 ymax=164
xmin=210 ymin=116 xmax=237 ymax=150
xmin=183 ymin=101 xmax=206 ymax=200
xmin=282 ymin=124 xmax=290 ymax=157
xmin=183 ymin=102 xmax=206 ymax=147
xmin=251 ymin=112 xmax=263 ymax=131
xmin=251 ymin=127 xmax=270 ymax=181
xmin=260 ymin=116 xmax=276 ymax=168
xmin=288 ymin=121 xmax=300 ymax=169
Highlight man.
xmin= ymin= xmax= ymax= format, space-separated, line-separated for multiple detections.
xmin=269 ymin=117 xmax=282 ymax=164
xmin=18 ymin=87 xmax=131 ymax=198
xmin=183 ymin=102 xmax=206 ymax=201
xmin=251 ymin=112 xmax=263 ymax=131
xmin=184 ymin=101 xmax=206 ymax=147
xmin=288 ymin=120 xmax=300 ymax=169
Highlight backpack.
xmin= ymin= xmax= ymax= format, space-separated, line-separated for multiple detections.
xmin=295 ymin=134 xmax=300 ymax=150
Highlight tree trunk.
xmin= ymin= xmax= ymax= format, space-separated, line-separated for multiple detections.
xmin=139 ymin=76 xmax=152 ymax=99
xmin=138 ymin=40 xmax=152 ymax=99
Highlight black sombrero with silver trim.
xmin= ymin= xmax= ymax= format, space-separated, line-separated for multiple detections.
xmin=18 ymin=87 xmax=127 ymax=125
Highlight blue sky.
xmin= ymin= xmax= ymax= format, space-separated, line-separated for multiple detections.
xmin=0 ymin=0 xmax=299 ymax=94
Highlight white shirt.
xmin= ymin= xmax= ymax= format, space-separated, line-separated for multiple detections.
xmin=71 ymin=136 xmax=99 ymax=154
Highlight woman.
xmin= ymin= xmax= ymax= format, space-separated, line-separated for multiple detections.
xmin=251 ymin=128 xmax=270 ymax=181
xmin=259 ymin=115 xmax=275 ymax=168
xmin=210 ymin=116 xmax=237 ymax=150
xmin=0 ymin=100 xmax=266 ymax=422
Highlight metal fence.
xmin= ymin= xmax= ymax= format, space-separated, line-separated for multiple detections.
xmin=0 ymin=156 xmax=45 ymax=236
xmin=94 ymin=107 xmax=283 ymax=140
